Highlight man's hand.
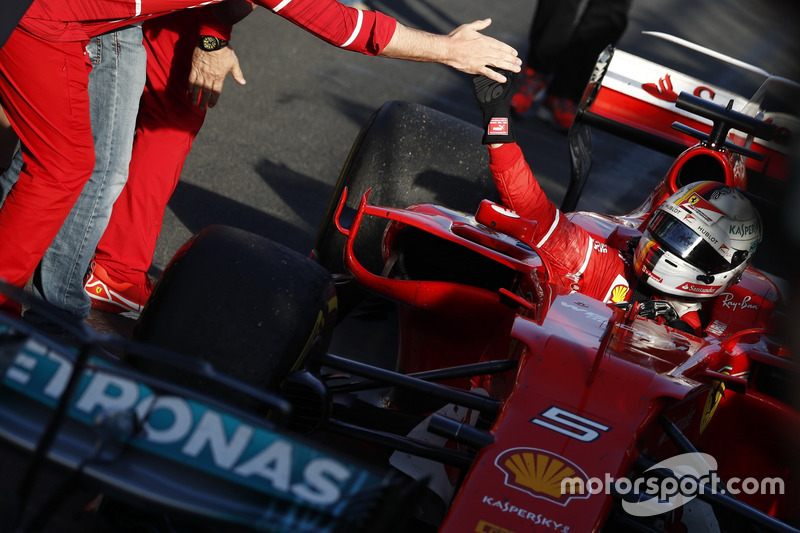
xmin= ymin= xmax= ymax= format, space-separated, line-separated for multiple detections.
xmin=188 ymin=46 xmax=246 ymax=108
xmin=379 ymin=18 xmax=521 ymax=84
xmin=443 ymin=19 xmax=521 ymax=83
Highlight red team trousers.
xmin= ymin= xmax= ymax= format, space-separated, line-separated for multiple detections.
xmin=93 ymin=12 xmax=209 ymax=287
xmin=0 ymin=29 xmax=95 ymax=312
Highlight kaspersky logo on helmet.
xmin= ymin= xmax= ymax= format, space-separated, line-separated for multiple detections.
xmin=729 ymin=221 xmax=760 ymax=239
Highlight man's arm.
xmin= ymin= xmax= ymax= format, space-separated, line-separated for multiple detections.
xmin=252 ymin=0 xmax=520 ymax=83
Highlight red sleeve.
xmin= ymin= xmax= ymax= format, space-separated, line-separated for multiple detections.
xmin=488 ymin=143 xmax=558 ymax=234
xmin=253 ymin=0 xmax=397 ymax=55
xmin=488 ymin=143 xmax=594 ymax=279
xmin=193 ymin=5 xmax=232 ymax=41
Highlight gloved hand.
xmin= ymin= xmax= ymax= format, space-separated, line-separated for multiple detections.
xmin=471 ymin=67 xmax=517 ymax=144
xmin=637 ymin=300 xmax=680 ymax=323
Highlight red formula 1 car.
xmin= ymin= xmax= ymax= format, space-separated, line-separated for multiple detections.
xmin=0 ymin=37 xmax=797 ymax=532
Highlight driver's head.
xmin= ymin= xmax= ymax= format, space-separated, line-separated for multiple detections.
xmin=633 ymin=181 xmax=761 ymax=300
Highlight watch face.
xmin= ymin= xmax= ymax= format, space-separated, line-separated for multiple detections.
xmin=202 ymin=36 xmax=219 ymax=50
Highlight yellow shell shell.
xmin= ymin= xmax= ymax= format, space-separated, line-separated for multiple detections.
xmin=611 ymin=284 xmax=629 ymax=303
xmin=502 ymin=450 xmax=577 ymax=498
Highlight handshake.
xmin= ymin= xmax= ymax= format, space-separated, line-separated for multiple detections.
xmin=471 ymin=67 xmax=517 ymax=144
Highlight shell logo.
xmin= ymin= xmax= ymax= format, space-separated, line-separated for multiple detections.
xmin=602 ymin=274 xmax=630 ymax=304
xmin=610 ymin=284 xmax=629 ymax=303
xmin=494 ymin=448 xmax=590 ymax=506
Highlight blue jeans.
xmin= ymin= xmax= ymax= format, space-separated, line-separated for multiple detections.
xmin=0 ymin=24 xmax=146 ymax=320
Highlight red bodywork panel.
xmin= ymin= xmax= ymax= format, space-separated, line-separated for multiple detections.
xmin=441 ymin=296 xmax=695 ymax=533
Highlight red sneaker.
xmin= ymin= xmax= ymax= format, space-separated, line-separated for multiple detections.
xmin=84 ymin=261 xmax=153 ymax=319
xmin=510 ymin=66 xmax=549 ymax=114
xmin=537 ymin=96 xmax=577 ymax=131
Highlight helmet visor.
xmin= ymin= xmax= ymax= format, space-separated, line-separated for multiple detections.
xmin=648 ymin=212 xmax=735 ymax=275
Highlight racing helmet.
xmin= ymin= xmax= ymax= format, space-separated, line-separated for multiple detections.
xmin=633 ymin=181 xmax=761 ymax=299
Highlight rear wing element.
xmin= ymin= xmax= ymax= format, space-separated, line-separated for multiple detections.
xmin=578 ymin=48 xmax=749 ymax=155
xmin=564 ymin=36 xmax=799 ymax=212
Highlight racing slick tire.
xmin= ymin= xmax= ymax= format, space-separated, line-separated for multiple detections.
xmin=313 ymin=101 xmax=499 ymax=317
xmin=132 ymin=225 xmax=336 ymax=404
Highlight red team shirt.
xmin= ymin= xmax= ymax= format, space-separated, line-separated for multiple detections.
xmin=19 ymin=0 xmax=397 ymax=53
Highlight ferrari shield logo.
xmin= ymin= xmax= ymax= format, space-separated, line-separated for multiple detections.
xmin=678 ymin=192 xmax=724 ymax=224
xmin=495 ymin=448 xmax=590 ymax=506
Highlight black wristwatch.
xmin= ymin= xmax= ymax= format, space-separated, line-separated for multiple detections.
xmin=198 ymin=35 xmax=229 ymax=51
